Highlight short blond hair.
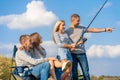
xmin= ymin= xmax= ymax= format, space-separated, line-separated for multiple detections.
xmin=19 ymin=34 xmax=29 ymax=44
xmin=71 ymin=14 xmax=80 ymax=22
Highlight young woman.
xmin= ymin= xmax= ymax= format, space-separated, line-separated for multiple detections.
xmin=52 ymin=20 xmax=76 ymax=80
xmin=30 ymin=32 xmax=58 ymax=80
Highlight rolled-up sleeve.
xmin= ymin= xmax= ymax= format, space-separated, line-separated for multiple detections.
xmin=54 ymin=32 xmax=65 ymax=48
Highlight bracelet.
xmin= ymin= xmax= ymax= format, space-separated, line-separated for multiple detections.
xmin=105 ymin=28 xmax=106 ymax=32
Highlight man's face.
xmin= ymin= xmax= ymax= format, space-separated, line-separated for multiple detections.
xmin=72 ymin=17 xmax=80 ymax=27
xmin=24 ymin=37 xmax=33 ymax=50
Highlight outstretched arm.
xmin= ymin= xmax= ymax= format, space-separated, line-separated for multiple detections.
xmin=87 ymin=28 xmax=114 ymax=33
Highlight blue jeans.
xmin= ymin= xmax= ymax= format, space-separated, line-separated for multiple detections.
xmin=56 ymin=51 xmax=73 ymax=80
xmin=58 ymin=48 xmax=73 ymax=62
xmin=71 ymin=53 xmax=90 ymax=80
xmin=31 ymin=62 xmax=50 ymax=80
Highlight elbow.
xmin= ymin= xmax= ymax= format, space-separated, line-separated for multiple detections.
xmin=57 ymin=44 xmax=64 ymax=48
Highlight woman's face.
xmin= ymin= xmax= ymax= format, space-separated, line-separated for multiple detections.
xmin=59 ymin=22 xmax=65 ymax=32
xmin=30 ymin=35 xmax=42 ymax=47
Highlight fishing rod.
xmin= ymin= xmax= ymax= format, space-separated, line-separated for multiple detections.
xmin=76 ymin=0 xmax=108 ymax=44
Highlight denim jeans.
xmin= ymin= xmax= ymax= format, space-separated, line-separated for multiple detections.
xmin=58 ymin=48 xmax=73 ymax=62
xmin=31 ymin=62 xmax=50 ymax=80
xmin=56 ymin=52 xmax=73 ymax=80
xmin=71 ymin=53 xmax=90 ymax=80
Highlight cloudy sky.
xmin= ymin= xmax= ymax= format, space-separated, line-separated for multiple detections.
xmin=0 ymin=0 xmax=120 ymax=76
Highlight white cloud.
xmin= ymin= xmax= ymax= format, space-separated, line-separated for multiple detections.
xmin=0 ymin=43 xmax=19 ymax=57
xmin=87 ymin=45 xmax=120 ymax=58
xmin=41 ymin=41 xmax=58 ymax=57
xmin=0 ymin=0 xmax=58 ymax=30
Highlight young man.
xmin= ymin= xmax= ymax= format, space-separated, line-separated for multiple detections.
xmin=15 ymin=34 xmax=56 ymax=80
xmin=65 ymin=14 xmax=113 ymax=80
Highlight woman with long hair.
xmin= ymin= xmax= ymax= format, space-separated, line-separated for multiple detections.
xmin=52 ymin=20 xmax=75 ymax=80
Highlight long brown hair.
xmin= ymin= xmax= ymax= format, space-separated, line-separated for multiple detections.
xmin=30 ymin=32 xmax=44 ymax=56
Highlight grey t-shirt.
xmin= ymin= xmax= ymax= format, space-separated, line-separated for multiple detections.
xmin=65 ymin=26 xmax=86 ymax=54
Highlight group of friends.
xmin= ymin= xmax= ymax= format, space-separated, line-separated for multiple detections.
xmin=15 ymin=14 xmax=113 ymax=80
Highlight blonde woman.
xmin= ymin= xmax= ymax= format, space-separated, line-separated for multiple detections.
xmin=52 ymin=20 xmax=76 ymax=80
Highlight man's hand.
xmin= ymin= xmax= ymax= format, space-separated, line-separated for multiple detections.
xmin=106 ymin=28 xmax=114 ymax=32
xmin=70 ymin=38 xmax=87 ymax=51
xmin=76 ymin=38 xmax=87 ymax=46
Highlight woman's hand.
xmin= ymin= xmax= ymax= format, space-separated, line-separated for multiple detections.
xmin=70 ymin=47 xmax=75 ymax=51
xmin=105 ymin=28 xmax=114 ymax=32
xmin=70 ymin=43 xmax=76 ymax=48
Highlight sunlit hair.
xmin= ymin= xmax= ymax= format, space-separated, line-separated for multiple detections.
xmin=71 ymin=14 xmax=80 ymax=22
xmin=19 ymin=34 xmax=29 ymax=44
xmin=30 ymin=32 xmax=44 ymax=56
xmin=52 ymin=20 xmax=65 ymax=43
xmin=30 ymin=32 xmax=42 ymax=48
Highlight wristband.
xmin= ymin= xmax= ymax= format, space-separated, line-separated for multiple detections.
xmin=105 ymin=28 xmax=106 ymax=32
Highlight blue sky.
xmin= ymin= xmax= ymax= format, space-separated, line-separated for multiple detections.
xmin=0 ymin=0 xmax=120 ymax=76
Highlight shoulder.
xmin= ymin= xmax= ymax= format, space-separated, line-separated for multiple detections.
xmin=54 ymin=32 xmax=59 ymax=35
xmin=16 ymin=49 xmax=26 ymax=55
xmin=78 ymin=25 xmax=86 ymax=29
xmin=54 ymin=32 xmax=60 ymax=37
xmin=65 ymin=28 xmax=74 ymax=35
xmin=40 ymin=46 xmax=45 ymax=50
xmin=64 ymin=32 xmax=68 ymax=36
xmin=16 ymin=49 xmax=25 ymax=58
xmin=40 ymin=46 xmax=46 ymax=52
xmin=65 ymin=28 xmax=71 ymax=32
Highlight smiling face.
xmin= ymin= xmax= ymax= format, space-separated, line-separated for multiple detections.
xmin=30 ymin=32 xmax=42 ymax=49
xmin=58 ymin=21 xmax=65 ymax=32
xmin=71 ymin=14 xmax=80 ymax=27
xmin=20 ymin=35 xmax=33 ymax=50
xmin=72 ymin=17 xmax=80 ymax=27
xmin=20 ymin=35 xmax=32 ymax=49
xmin=24 ymin=36 xmax=33 ymax=50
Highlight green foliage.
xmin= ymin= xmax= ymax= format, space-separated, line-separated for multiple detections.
xmin=78 ymin=69 xmax=84 ymax=80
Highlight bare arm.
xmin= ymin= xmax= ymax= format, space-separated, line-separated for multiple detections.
xmin=87 ymin=28 xmax=113 ymax=33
